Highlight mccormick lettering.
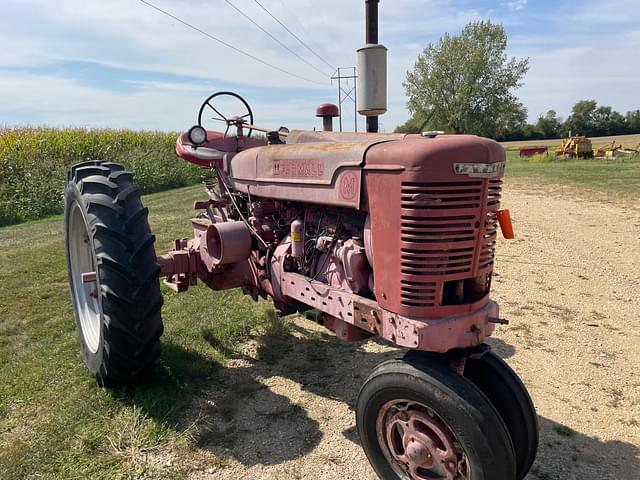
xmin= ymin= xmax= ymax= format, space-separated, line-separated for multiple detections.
xmin=273 ymin=159 xmax=325 ymax=178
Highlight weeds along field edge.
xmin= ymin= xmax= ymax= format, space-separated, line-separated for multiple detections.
xmin=0 ymin=127 xmax=201 ymax=227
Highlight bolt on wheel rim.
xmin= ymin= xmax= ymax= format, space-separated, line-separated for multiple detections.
xmin=69 ymin=203 xmax=101 ymax=353
xmin=376 ymin=399 xmax=471 ymax=480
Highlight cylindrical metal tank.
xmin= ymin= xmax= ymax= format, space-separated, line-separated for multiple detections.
xmin=290 ymin=219 xmax=304 ymax=258
xmin=202 ymin=221 xmax=252 ymax=267
xmin=357 ymin=44 xmax=388 ymax=116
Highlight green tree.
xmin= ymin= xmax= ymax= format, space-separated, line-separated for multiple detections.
xmin=565 ymin=100 xmax=597 ymax=135
xmin=565 ymin=101 xmax=630 ymax=136
xmin=400 ymin=21 xmax=529 ymax=138
xmin=535 ymin=110 xmax=562 ymax=139
xmin=627 ymin=110 xmax=640 ymax=133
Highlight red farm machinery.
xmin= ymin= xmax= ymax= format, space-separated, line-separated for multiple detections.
xmin=63 ymin=3 xmax=538 ymax=479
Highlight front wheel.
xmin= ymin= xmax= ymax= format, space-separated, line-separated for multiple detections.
xmin=356 ymin=356 xmax=516 ymax=480
xmin=464 ymin=351 xmax=538 ymax=480
xmin=64 ymin=160 xmax=164 ymax=386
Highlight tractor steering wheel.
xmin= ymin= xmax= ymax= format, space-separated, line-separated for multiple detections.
xmin=197 ymin=91 xmax=254 ymax=138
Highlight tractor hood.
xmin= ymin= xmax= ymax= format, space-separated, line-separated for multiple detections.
xmin=223 ymin=131 xmax=504 ymax=209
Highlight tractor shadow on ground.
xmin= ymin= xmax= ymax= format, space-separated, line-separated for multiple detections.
xmin=525 ymin=416 xmax=639 ymax=480
xmin=174 ymin=316 xmax=523 ymax=468
xmin=111 ymin=342 xmax=223 ymax=422
xmin=175 ymin=321 xmax=404 ymax=467
xmin=115 ymin=318 xmax=638 ymax=478
xmin=486 ymin=336 xmax=516 ymax=359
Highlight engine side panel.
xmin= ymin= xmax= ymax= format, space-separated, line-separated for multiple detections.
xmin=230 ymin=168 xmax=362 ymax=208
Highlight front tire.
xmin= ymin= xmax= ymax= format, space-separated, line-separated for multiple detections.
xmin=464 ymin=351 xmax=538 ymax=480
xmin=356 ymin=356 xmax=516 ymax=480
xmin=64 ymin=160 xmax=164 ymax=386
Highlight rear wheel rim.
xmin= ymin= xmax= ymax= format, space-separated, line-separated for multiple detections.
xmin=69 ymin=203 xmax=101 ymax=353
xmin=376 ymin=399 xmax=471 ymax=480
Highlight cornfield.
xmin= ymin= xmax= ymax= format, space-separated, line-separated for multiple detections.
xmin=0 ymin=127 xmax=201 ymax=226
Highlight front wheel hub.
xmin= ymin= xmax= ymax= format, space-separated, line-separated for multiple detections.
xmin=405 ymin=439 xmax=431 ymax=466
xmin=379 ymin=401 xmax=469 ymax=480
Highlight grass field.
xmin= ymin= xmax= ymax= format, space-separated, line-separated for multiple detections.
xmin=0 ymin=127 xmax=201 ymax=227
xmin=0 ymin=185 xmax=287 ymax=479
xmin=504 ymin=149 xmax=640 ymax=199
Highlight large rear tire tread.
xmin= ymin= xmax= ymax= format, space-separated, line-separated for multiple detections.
xmin=64 ymin=160 xmax=164 ymax=387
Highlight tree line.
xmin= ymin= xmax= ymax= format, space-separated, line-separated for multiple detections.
xmin=395 ymin=20 xmax=640 ymax=142
xmin=497 ymin=102 xmax=640 ymax=142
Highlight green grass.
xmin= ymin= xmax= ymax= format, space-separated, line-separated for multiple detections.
xmin=0 ymin=185 xmax=278 ymax=480
xmin=0 ymin=127 xmax=202 ymax=226
xmin=505 ymin=150 xmax=640 ymax=197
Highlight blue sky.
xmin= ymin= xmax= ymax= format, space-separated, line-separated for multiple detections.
xmin=0 ymin=0 xmax=638 ymax=132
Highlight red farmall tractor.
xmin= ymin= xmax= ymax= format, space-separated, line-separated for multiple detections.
xmin=64 ymin=91 xmax=537 ymax=479
xmin=63 ymin=5 xmax=537 ymax=478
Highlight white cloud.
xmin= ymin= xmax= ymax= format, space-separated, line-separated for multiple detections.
xmin=502 ymin=0 xmax=528 ymax=12
xmin=0 ymin=0 xmax=638 ymax=131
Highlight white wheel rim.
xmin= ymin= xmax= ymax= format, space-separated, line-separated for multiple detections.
xmin=69 ymin=203 xmax=101 ymax=353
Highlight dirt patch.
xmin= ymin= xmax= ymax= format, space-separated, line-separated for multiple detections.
xmin=162 ymin=183 xmax=640 ymax=480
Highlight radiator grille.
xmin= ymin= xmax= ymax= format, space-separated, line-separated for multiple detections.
xmin=479 ymin=179 xmax=502 ymax=270
xmin=399 ymin=179 xmax=501 ymax=308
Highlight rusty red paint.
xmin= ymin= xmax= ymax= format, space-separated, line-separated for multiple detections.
xmin=278 ymin=270 xmax=497 ymax=352
xmin=339 ymin=171 xmax=359 ymax=200
xmin=273 ymin=158 xmax=325 ymax=178
xmin=170 ymin=128 xmax=508 ymax=354
xmin=364 ymin=135 xmax=505 ymax=318
xmin=383 ymin=403 xmax=464 ymax=479
xmin=519 ymin=146 xmax=547 ymax=157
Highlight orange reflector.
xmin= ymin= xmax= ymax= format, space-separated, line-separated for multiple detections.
xmin=496 ymin=209 xmax=515 ymax=239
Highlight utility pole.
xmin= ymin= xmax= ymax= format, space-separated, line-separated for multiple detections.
xmin=331 ymin=67 xmax=358 ymax=132
xmin=365 ymin=0 xmax=379 ymax=133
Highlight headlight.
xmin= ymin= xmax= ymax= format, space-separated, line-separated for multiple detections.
xmin=188 ymin=125 xmax=207 ymax=145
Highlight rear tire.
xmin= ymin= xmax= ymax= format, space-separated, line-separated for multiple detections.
xmin=464 ymin=351 xmax=539 ymax=480
xmin=356 ymin=355 xmax=516 ymax=480
xmin=64 ymin=160 xmax=164 ymax=386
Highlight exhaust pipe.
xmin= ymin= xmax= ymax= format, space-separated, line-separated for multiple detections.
xmin=357 ymin=0 xmax=387 ymax=133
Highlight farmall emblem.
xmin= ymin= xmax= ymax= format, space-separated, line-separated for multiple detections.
xmin=339 ymin=172 xmax=359 ymax=200
xmin=273 ymin=159 xmax=324 ymax=178
xmin=453 ymin=162 xmax=505 ymax=178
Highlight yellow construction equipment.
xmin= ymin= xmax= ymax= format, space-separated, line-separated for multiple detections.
xmin=595 ymin=141 xmax=640 ymax=158
xmin=555 ymin=132 xmax=594 ymax=158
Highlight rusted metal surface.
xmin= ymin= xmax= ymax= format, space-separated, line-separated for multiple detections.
xmin=252 ymin=142 xmax=369 ymax=184
xmin=322 ymin=314 xmax=373 ymax=342
xmin=201 ymin=221 xmax=252 ymax=267
xmin=316 ymin=103 xmax=339 ymax=132
xmin=519 ymin=146 xmax=547 ymax=157
xmin=379 ymin=400 xmax=469 ymax=479
xmin=81 ymin=271 xmax=97 ymax=283
xmin=171 ymin=124 xmax=509 ymax=353
xmin=364 ymin=135 xmax=505 ymax=319
xmin=286 ymin=129 xmax=405 ymax=144
xmin=157 ymin=239 xmax=198 ymax=292
xmin=278 ymin=271 xmax=497 ymax=352
xmin=353 ymin=301 xmax=383 ymax=335
xmin=175 ymin=130 xmax=266 ymax=168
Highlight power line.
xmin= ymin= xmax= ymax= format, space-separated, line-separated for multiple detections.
xmin=137 ymin=0 xmax=329 ymax=87
xmin=222 ymin=0 xmax=331 ymax=78
xmin=252 ymin=0 xmax=336 ymax=72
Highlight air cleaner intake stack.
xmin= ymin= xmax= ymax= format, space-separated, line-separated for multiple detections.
xmin=357 ymin=0 xmax=387 ymax=133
